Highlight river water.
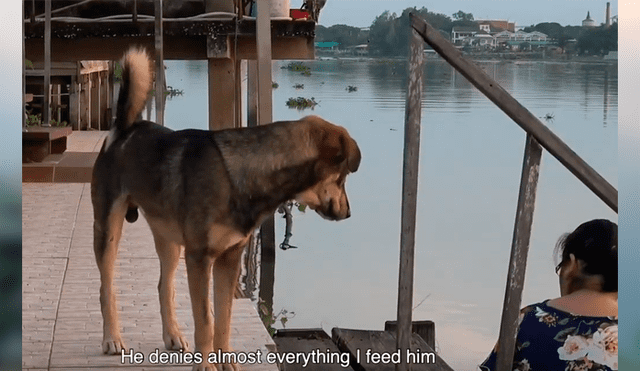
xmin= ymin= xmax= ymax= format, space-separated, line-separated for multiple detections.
xmin=160 ymin=57 xmax=617 ymax=370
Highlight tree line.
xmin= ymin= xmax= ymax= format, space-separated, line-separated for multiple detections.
xmin=315 ymin=7 xmax=617 ymax=57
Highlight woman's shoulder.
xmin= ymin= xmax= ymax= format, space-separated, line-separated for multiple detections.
xmin=514 ymin=300 xmax=618 ymax=371
xmin=525 ymin=299 xmax=619 ymax=322
xmin=479 ymin=300 xmax=618 ymax=371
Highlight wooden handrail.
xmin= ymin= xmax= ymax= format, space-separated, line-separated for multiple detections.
xmin=399 ymin=12 xmax=618 ymax=371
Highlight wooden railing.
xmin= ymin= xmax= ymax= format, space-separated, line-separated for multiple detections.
xmin=395 ymin=13 xmax=618 ymax=371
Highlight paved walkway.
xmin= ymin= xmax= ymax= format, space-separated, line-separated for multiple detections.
xmin=22 ymin=132 xmax=278 ymax=370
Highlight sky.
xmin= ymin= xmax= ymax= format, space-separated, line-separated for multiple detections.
xmin=318 ymin=0 xmax=618 ymax=28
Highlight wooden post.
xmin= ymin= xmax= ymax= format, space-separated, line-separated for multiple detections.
xmin=132 ymin=0 xmax=138 ymax=23
xmin=91 ymin=73 xmax=99 ymax=129
xmin=205 ymin=0 xmax=235 ymax=130
xmin=247 ymin=60 xmax=257 ymax=127
xmin=495 ymin=134 xmax=542 ymax=371
xmin=255 ymin=0 xmax=277 ymax=320
xmin=80 ymin=73 xmax=90 ymax=130
xmin=207 ymin=59 xmax=236 ymax=130
xmin=53 ymin=83 xmax=61 ymax=123
xmin=409 ymin=14 xmax=616 ymax=212
xmin=69 ymin=74 xmax=78 ymax=129
xmin=396 ymin=18 xmax=424 ymax=371
xmin=235 ymin=58 xmax=243 ymax=128
xmin=43 ymin=0 xmax=51 ymax=127
xmin=23 ymin=4 xmax=26 ymax=131
xmin=154 ymin=0 xmax=164 ymax=126
xmin=256 ymin=0 xmax=273 ymax=126
xmin=100 ymin=70 xmax=108 ymax=129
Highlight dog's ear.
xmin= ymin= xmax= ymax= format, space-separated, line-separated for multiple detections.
xmin=318 ymin=126 xmax=361 ymax=173
xmin=342 ymin=134 xmax=361 ymax=173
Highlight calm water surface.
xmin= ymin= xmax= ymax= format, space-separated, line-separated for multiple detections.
xmin=161 ymin=57 xmax=617 ymax=370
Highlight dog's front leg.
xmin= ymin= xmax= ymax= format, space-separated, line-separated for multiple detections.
xmin=212 ymin=242 xmax=246 ymax=371
xmin=153 ymin=233 xmax=189 ymax=351
xmin=185 ymin=251 xmax=216 ymax=371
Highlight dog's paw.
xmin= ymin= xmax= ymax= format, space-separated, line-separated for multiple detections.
xmin=163 ymin=331 xmax=189 ymax=351
xmin=216 ymin=362 xmax=240 ymax=371
xmin=102 ymin=337 xmax=126 ymax=355
xmin=191 ymin=362 xmax=216 ymax=371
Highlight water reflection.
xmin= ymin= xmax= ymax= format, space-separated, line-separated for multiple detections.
xmin=161 ymin=58 xmax=617 ymax=370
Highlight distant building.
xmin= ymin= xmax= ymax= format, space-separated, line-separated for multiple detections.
xmin=315 ymin=41 xmax=340 ymax=51
xmin=352 ymin=44 xmax=369 ymax=56
xmin=451 ymin=26 xmax=479 ymax=45
xmin=476 ymin=19 xmax=516 ymax=33
xmin=582 ymin=11 xmax=597 ymax=27
xmin=452 ymin=22 xmax=548 ymax=50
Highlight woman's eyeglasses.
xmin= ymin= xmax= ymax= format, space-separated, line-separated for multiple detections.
xmin=555 ymin=262 xmax=563 ymax=275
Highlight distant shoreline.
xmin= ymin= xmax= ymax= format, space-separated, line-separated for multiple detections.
xmin=313 ymin=52 xmax=618 ymax=65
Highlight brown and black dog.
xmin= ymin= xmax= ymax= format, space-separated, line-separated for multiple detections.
xmin=91 ymin=48 xmax=361 ymax=370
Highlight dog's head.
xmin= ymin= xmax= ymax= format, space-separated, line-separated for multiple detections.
xmin=295 ymin=116 xmax=361 ymax=221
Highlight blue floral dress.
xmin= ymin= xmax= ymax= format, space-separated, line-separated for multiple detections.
xmin=479 ymin=300 xmax=618 ymax=371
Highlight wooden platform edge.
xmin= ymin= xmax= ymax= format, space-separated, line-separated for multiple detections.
xmin=274 ymin=328 xmax=355 ymax=371
xmin=331 ymin=328 xmax=455 ymax=371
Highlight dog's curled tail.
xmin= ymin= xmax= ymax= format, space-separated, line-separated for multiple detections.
xmin=115 ymin=48 xmax=153 ymax=131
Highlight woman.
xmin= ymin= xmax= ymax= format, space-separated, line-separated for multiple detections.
xmin=480 ymin=219 xmax=618 ymax=371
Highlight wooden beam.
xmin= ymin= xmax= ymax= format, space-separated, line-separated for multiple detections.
xmin=409 ymin=14 xmax=617 ymax=212
xmin=25 ymin=35 xmax=314 ymax=62
xmin=396 ymin=21 xmax=424 ymax=371
xmin=494 ymin=134 xmax=542 ymax=371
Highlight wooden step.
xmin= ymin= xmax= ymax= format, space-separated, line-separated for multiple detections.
xmin=23 ymin=151 xmax=98 ymax=183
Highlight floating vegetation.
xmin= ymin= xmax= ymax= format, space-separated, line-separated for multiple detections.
xmin=286 ymin=97 xmax=318 ymax=110
xmin=540 ymin=112 xmax=554 ymax=123
xmin=258 ymin=300 xmax=295 ymax=337
xmin=346 ymin=85 xmax=358 ymax=92
xmin=293 ymin=83 xmax=304 ymax=89
xmin=301 ymin=70 xmax=311 ymax=76
xmin=282 ymin=62 xmax=310 ymax=73
xmin=272 ymin=82 xmax=279 ymax=89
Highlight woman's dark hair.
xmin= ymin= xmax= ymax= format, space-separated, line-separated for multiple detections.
xmin=554 ymin=219 xmax=618 ymax=292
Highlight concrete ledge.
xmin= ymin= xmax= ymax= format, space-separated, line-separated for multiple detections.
xmin=23 ymin=152 xmax=98 ymax=183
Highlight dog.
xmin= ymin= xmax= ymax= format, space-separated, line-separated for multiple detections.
xmin=91 ymin=48 xmax=361 ymax=371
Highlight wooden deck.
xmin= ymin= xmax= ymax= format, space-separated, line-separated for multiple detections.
xmin=22 ymin=139 xmax=278 ymax=369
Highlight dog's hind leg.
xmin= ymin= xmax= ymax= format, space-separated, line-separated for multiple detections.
xmin=92 ymin=196 xmax=128 ymax=355
xmin=149 ymin=227 xmax=189 ymax=351
xmin=185 ymin=249 xmax=216 ymax=371
xmin=212 ymin=241 xmax=246 ymax=371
